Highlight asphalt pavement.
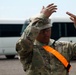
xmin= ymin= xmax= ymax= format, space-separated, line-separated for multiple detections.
xmin=0 ymin=55 xmax=76 ymax=75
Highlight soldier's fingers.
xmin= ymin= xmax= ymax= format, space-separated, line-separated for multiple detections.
xmin=66 ymin=12 xmax=76 ymax=18
xmin=70 ymin=17 xmax=74 ymax=21
xmin=48 ymin=5 xmax=57 ymax=11
xmin=46 ymin=3 xmax=57 ymax=12
xmin=46 ymin=3 xmax=54 ymax=7
xmin=40 ymin=6 xmax=45 ymax=13
xmin=45 ymin=5 xmax=57 ymax=13
xmin=47 ymin=4 xmax=57 ymax=10
xmin=50 ymin=8 xmax=57 ymax=14
xmin=41 ymin=6 xmax=44 ymax=10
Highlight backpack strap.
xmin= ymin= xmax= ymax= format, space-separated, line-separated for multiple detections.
xmin=43 ymin=45 xmax=71 ymax=72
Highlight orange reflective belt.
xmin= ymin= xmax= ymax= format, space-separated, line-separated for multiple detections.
xmin=43 ymin=45 xmax=71 ymax=72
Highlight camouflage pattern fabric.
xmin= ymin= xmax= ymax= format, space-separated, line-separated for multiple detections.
xmin=16 ymin=13 xmax=76 ymax=75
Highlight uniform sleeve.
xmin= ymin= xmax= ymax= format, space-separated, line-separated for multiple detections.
xmin=63 ymin=42 xmax=76 ymax=60
xmin=16 ymin=13 xmax=49 ymax=54
xmin=70 ymin=43 xmax=76 ymax=58
xmin=55 ymin=41 xmax=76 ymax=60
xmin=15 ymin=13 xmax=49 ymax=71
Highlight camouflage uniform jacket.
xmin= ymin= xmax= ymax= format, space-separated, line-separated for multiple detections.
xmin=16 ymin=14 xmax=76 ymax=75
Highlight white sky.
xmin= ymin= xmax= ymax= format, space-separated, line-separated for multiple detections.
xmin=0 ymin=0 xmax=76 ymax=19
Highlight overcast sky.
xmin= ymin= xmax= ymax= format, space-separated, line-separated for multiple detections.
xmin=0 ymin=0 xmax=76 ymax=19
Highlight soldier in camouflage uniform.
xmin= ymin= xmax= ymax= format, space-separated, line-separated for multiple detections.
xmin=16 ymin=3 xmax=76 ymax=75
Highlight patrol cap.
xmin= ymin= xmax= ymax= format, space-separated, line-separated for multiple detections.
xmin=40 ymin=19 xmax=52 ymax=30
xmin=30 ymin=13 xmax=52 ymax=29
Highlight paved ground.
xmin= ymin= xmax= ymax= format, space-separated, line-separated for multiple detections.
xmin=0 ymin=55 xmax=25 ymax=75
xmin=0 ymin=55 xmax=76 ymax=75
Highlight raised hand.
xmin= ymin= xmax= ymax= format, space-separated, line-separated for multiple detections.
xmin=66 ymin=12 xmax=76 ymax=28
xmin=40 ymin=3 xmax=57 ymax=18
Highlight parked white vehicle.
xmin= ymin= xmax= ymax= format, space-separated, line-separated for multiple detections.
xmin=0 ymin=19 xmax=25 ymax=59
xmin=1 ymin=17 xmax=76 ymax=59
xmin=51 ymin=17 xmax=76 ymax=43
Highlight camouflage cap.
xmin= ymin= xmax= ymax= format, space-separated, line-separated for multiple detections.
xmin=29 ymin=13 xmax=52 ymax=30
xmin=40 ymin=19 xmax=52 ymax=30
xmin=30 ymin=17 xmax=52 ymax=30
